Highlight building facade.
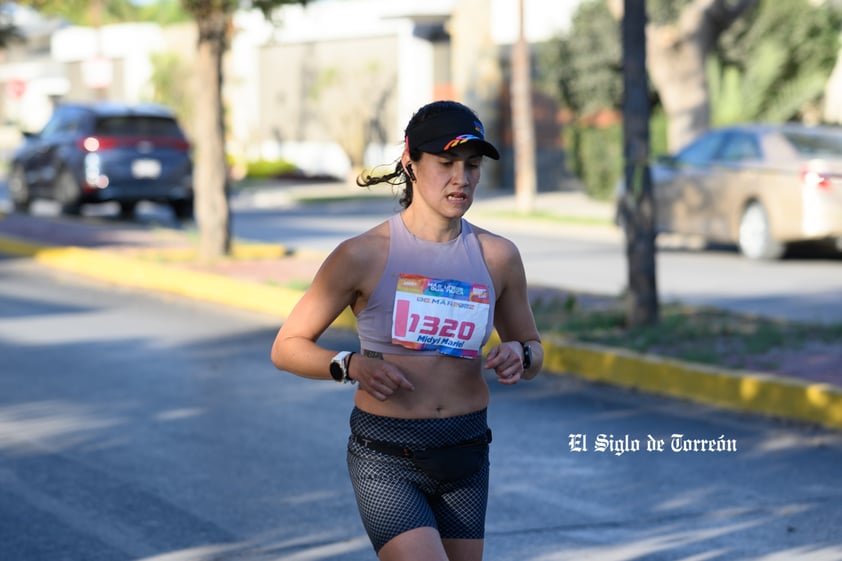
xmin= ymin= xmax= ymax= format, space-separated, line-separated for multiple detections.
xmin=1 ymin=0 xmax=579 ymax=188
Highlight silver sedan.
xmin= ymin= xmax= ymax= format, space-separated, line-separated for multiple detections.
xmin=618 ymin=123 xmax=842 ymax=259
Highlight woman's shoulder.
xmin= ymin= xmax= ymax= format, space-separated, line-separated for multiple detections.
xmin=314 ymin=220 xmax=390 ymax=287
xmin=333 ymin=219 xmax=391 ymax=263
xmin=468 ymin=221 xmax=519 ymax=258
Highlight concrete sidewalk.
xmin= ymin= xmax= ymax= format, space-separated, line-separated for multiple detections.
xmin=1 ymin=187 xmax=841 ymax=431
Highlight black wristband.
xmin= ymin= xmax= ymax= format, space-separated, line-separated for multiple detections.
xmin=519 ymin=342 xmax=532 ymax=369
xmin=345 ymin=352 xmax=357 ymax=384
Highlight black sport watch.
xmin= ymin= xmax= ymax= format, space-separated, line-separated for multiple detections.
xmin=329 ymin=351 xmax=355 ymax=383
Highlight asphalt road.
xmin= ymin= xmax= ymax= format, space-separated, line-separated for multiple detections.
xmin=2 ymin=255 xmax=842 ymax=560
xmin=227 ymin=189 xmax=842 ymax=324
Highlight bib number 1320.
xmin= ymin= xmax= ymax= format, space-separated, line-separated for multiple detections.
xmin=394 ymin=300 xmax=476 ymax=341
xmin=390 ymin=274 xmax=490 ymax=359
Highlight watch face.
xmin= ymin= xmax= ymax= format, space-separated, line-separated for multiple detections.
xmin=330 ymin=351 xmax=350 ymax=382
xmin=330 ymin=360 xmax=344 ymax=381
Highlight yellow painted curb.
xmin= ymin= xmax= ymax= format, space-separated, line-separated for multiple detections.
xmin=0 ymin=235 xmax=46 ymax=257
xmin=542 ymin=334 xmax=842 ymax=430
xmin=131 ymin=243 xmax=291 ymax=263
xmin=0 ymin=235 xmax=355 ymax=330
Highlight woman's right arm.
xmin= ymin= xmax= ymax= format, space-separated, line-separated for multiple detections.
xmin=271 ymin=229 xmax=415 ymax=400
xmin=270 ymin=238 xmax=365 ymax=380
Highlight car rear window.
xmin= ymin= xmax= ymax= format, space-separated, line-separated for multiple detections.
xmin=94 ymin=116 xmax=184 ymax=137
xmin=783 ymin=131 xmax=842 ymax=158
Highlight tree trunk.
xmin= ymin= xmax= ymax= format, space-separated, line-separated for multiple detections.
xmin=621 ymin=0 xmax=658 ymax=328
xmin=512 ymin=0 xmax=536 ymax=213
xmin=609 ymin=0 xmax=758 ymax=152
xmin=194 ymin=13 xmax=231 ymax=262
xmin=825 ymin=46 xmax=842 ymax=124
xmin=647 ymin=24 xmax=710 ymax=152
xmin=646 ymin=0 xmax=758 ymax=151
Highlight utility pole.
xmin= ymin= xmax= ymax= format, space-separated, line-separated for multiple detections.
xmin=512 ymin=0 xmax=536 ymax=213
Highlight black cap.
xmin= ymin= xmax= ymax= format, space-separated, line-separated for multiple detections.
xmin=406 ymin=105 xmax=500 ymax=160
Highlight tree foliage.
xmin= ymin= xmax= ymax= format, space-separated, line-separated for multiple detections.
xmin=146 ymin=51 xmax=195 ymax=132
xmin=0 ymin=6 xmax=25 ymax=47
xmin=538 ymin=0 xmax=842 ymax=198
xmin=646 ymin=0 xmax=693 ymax=25
xmin=305 ymin=60 xmax=394 ymax=171
xmin=554 ymin=0 xmax=842 ymax=124
xmin=538 ymin=0 xmax=621 ymax=117
xmin=713 ymin=0 xmax=842 ymax=123
xmin=22 ymin=0 xmax=191 ymax=25
xmin=535 ymin=0 xmax=625 ymax=200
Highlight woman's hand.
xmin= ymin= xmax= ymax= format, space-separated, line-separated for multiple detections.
xmin=484 ymin=341 xmax=524 ymax=385
xmin=349 ymin=355 xmax=416 ymax=401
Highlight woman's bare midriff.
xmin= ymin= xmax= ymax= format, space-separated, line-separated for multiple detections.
xmin=353 ymin=352 xmax=490 ymax=419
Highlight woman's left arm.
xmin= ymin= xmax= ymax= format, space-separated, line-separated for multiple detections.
xmin=482 ymin=234 xmax=543 ymax=383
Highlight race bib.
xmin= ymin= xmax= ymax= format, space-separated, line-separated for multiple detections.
xmin=391 ymin=274 xmax=491 ymax=359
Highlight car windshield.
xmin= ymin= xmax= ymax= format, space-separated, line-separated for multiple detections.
xmin=783 ymin=131 xmax=842 ymax=158
xmin=676 ymin=131 xmax=725 ymax=165
xmin=94 ymin=116 xmax=183 ymax=137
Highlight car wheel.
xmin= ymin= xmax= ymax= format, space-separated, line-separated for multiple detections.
xmin=170 ymin=199 xmax=194 ymax=221
xmin=55 ymin=169 xmax=82 ymax=215
xmin=119 ymin=202 xmax=137 ymax=219
xmin=7 ymin=166 xmax=31 ymax=213
xmin=738 ymin=202 xmax=784 ymax=260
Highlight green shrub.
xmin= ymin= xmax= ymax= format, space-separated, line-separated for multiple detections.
xmin=565 ymin=122 xmax=623 ymax=201
xmin=649 ymin=110 xmax=668 ymax=157
xmin=564 ymin=112 xmax=668 ymax=201
xmin=244 ymin=159 xmax=298 ymax=179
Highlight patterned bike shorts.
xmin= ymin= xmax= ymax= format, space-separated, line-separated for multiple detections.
xmin=346 ymin=407 xmax=490 ymax=553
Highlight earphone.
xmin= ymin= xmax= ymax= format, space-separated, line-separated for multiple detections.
xmin=406 ymin=164 xmax=417 ymax=182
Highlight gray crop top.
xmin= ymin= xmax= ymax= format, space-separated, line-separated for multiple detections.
xmin=357 ymin=213 xmax=496 ymax=359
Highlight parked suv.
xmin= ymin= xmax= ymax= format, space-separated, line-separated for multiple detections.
xmin=8 ymin=101 xmax=194 ymax=219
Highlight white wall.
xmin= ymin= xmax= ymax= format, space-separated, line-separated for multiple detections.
xmin=237 ymin=0 xmax=449 ymax=175
xmin=50 ymin=23 xmax=167 ymax=103
xmin=490 ymin=0 xmax=580 ymax=44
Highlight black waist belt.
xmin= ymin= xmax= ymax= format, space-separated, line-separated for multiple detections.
xmin=351 ymin=429 xmax=492 ymax=459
